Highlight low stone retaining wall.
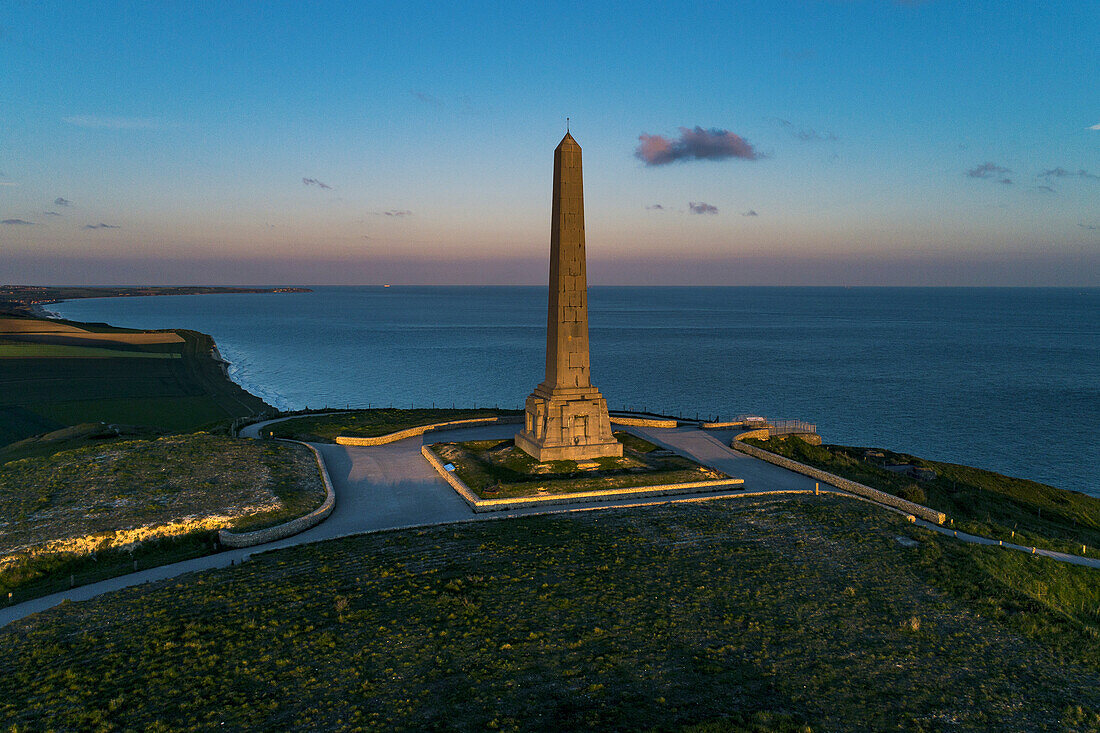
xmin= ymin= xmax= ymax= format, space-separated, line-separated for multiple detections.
xmin=218 ymin=442 xmax=337 ymax=548
xmin=731 ymin=441 xmax=947 ymax=525
xmin=731 ymin=429 xmax=821 ymax=445
xmin=336 ymin=416 xmax=523 ymax=446
xmin=422 ymin=445 xmax=744 ymax=513
xmin=701 ymin=421 xmax=747 ymax=429
xmin=609 ymin=416 xmax=679 ymax=429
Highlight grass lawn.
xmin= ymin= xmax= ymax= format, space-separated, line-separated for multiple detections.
xmin=0 ymin=434 xmax=325 ymax=602
xmin=433 ymin=431 xmax=728 ymax=499
xmin=268 ymin=407 xmax=523 ymax=443
xmin=744 ymin=436 xmax=1100 ymax=560
xmin=1 ymin=497 xmax=1096 ymax=731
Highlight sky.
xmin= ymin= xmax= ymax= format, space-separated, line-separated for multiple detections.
xmin=1 ymin=0 xmax=1098 ymax=286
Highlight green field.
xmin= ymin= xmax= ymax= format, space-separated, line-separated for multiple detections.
xmin=2 ymin=497 xmax=1096 ymax=731
xmin=268 ymin=407 xmax=523 ymax=443
xmin=744 ymin=436 xmax=1100 ymax=559
xmin=0 ymin=343 xmax=179 ymax=358
xmin=434 ymin=432 xmax=727 ymax=498
xmin=0 ymin=434 xmax=326 ymax=602
xmin=0 ymin=316 xmax=272 ymax=448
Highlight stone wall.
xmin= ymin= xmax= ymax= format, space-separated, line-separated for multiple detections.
xmin=336 ymin=416 xmax=523 ymax=447
xmin=422 ymin=445 xmax=745 ymax=513
xmin=421 ymin=445 xmax=484 ymax=506
xmin=731 ymin=429 xmax=821 ymax=445
xmin=609 ymin=416 xmax=679 ymax=429
xmin=700 ymin=420 xmax=747 ymax=429
xmin=218 ymin=441 xmax=336 ymax=548
xmin=731 ymin=441 xmax=947 ymax=525
xmin=782 ymin=432 xmax=823 ymax=446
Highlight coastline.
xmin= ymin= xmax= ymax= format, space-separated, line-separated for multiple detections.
xmin=49 ymin=302 xmax=282 ymax=414
xmin=1 ymin=291 xmax=285 ymax=444
xmin=220 ymin=352 xmax=292 ymax=412
xmin=10 ymin=287 xmax=301 ymax=417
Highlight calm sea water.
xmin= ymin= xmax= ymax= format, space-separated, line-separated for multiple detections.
xmin=52 ymin=287 xmax=1100 ymax=497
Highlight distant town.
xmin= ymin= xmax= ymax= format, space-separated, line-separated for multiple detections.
xmin=0 ymin=285 xmax=312 ymax=316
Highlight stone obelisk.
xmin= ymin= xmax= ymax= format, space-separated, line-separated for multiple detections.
xmin=515 ymin=132 xmax=622 ymax=461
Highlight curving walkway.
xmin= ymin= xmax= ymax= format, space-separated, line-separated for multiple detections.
xmin=3 ymin=423 xmax=1096 ymax=627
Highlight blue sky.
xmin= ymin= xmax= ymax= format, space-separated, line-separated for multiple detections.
xmin=1 ymin=0 xmax=1097 ymax=285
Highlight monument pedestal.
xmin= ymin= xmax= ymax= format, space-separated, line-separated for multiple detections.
xmin=515 ymin=384 xmax=622 ymax=462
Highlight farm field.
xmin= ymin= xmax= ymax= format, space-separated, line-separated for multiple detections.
xmin=0 ymin=343 xmax=180 ymax=358
xmin=0 ymin=434 xmax=326 ymax=602
xmin=433 ymin=431 xmax=727 ymax=498
xmin=1 ymin=496 xmax=1096 ymax=731
xmin=0 ymin=316 xmax=271 ymax=447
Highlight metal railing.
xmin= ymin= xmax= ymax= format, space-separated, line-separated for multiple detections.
xmin=768 ymin=420 xmax=816 ymax=435
xmin=735 ymin=416 xmax=816 ymax=435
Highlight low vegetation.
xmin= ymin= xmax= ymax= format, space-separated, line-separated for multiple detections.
xmin=744 ymin=436 xmax=1100 ymax=560
xmin=267 ymin=407 xmax=523 ymax=443
xmin=2 ymin=497 xmax=1096 ymax=731
xmin=0 ymin=434 xmax=325 ymax=602
xmin=434 ymin=431 xmax=727 ymax=498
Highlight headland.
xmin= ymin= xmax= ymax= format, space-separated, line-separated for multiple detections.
xmin=1 ymin=288 xmax=1098 ymax=731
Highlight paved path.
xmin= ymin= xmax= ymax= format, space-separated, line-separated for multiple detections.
xmin=3 ymin=424 xmax=1096 ymax=627
xmin=911 ymin=519 xmax=1100 ymax=569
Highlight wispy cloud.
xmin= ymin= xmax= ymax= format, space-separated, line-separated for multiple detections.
xmin=797 ymin=129 xmax=837 ymax=142
xmin=384 ymin=210 xmax=412 ymax=217
xmin=636 ymin=126 xmax=762 ymax=166
xmin=1039 ymin=167 xmax=1099 ymax=181
xmin=688 ymin=202 xmax=718 ymax=215
xmin=43 ymin=211 xmax=63 ymax=216
xmin=64 ymin=115 xmax=160 ymax=130
xmin=411 ymin=91 xmax=443 ymax=108
xmin=2 ymin=218 xmax=36 ymax=225
xmin=83 ymin=222 xmax=120 ymax=229
xmin=743 ymin=209 xmax=759 ymax=216
xmin=966 ymin=162 xmax=1012 ymax=183
xmin=302 ymin=177 xmax=333 ymax=190
xmin=772 ymin=118 xmax=837 ymax=142
xmin=645 ymin=204 xmax=665 ymax=211
xmin=1080 ymin=223 xmax=1098 ymax=230
xmin=0 ymin=181 xmax=16 ymax=187
xmin=1090 ymin=123 xmax=1100 ymax=130
xmin=1033 ymin=185 xmax=1056 ymax=193
xmin=54 ymin=197 xmax=72 ymax=207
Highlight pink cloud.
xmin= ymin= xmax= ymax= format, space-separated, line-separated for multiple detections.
xmin=635 ymin=126 xmax=761 ymax=165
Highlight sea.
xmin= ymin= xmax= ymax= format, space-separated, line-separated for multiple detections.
xmin=51 ymin=286 xmax=1100 ymax=497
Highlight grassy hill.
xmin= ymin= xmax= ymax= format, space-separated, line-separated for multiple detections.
xmin=0 ymin=434 xmax=326 ymax=602
xmin=743 ymin=436 xmax=1100 ymax=560
xmin=2 ymin=497 xmax=1096 ymax=731
xmin=0 ymin=315 xmax=272 ymax=451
